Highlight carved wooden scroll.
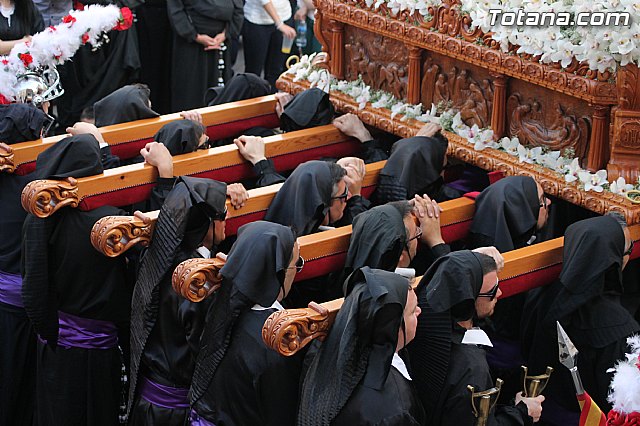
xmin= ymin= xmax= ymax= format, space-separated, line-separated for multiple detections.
xmin=262 ymin=301 xmax=337 ymax=356
xmin=90 ymin=211 xmax=159 ymax=257
xmin=0 ymin=146 xmax=15 ymax=173
xmin=21 ymin=177 xmax=79 ymax=218
xmin=172 ymin=257 xmax=226 ymax=303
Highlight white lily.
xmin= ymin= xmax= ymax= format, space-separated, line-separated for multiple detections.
xmin=517 ymin=145 xmax=543 ymax=164
xmin=578 ymin=170 xmax=608 ymax=192
xmin=609 ymin=177 xmax=634 ymax=195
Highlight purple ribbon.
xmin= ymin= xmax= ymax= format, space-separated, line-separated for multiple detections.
xmin=140 ymin=377 xmax=190 ymax=410
xmin=190 ymin=409 xmax=216 ymax=426
xmin=56 ymin=311 xmax=118 ymax=350
xmin=0 ymin=270 xmax=23 ymax=308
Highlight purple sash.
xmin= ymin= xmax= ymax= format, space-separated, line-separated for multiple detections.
xmin=140 ymin=376 xmax=190 ymax=410
xmin=0 ymin=270 xmax=23 ymax=308
xmin=55 ymin=311 xmax=118 ymax=349
xmin=189 ymin=409 xmax=216 ymax=426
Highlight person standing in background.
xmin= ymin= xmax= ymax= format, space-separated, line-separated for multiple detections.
xmin=0 ymin=0 xmax=43 ymax=54
xmin=294 ymin=0 xmax=321 ymax=54
xmin=242 ymin=0 xmax=296 ymax=91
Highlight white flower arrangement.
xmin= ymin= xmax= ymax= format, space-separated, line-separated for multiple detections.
xmin=285 ymin=55 xmax=640 ymax=195
xmin=0 ymin=4 xmax=132 ymax=101
xmin=361 ymin=0 xmax=640 ymax=73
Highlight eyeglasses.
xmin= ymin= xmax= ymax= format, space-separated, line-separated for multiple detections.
xmin=407 ymin=227 xmax=423 ymax=243
xmin=624 ymin=240 xmax=635 ymax=257
xmin=288 ymin=256 xmax=305 ymax=273
xmin=211 ymin=207 xmax=227 ymax=222
xmin=539 ymin=194 xmax=550 ymax=209
xmin=198 ymin=136 xmax=211 ymax=150
xmin=477 ymin=279 xmax=500 ymax=301
xmin=330 ymin=187 xmax=349 ymax=202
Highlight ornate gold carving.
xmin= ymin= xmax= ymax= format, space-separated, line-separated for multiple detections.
xmin=619 ymin=120 xmax=640 ymax=149
xmin=421 ymin=56 xmax=493 ymax=128
xmin=90 ymin=215 xmax=156 ymax=257
xmin=262 ymin=302 xmax=333 ymax=356
xmin=507 ymin=94 xmax=590 ymax=158
xmin=0 ymin=145 xmax=15 ymax=173
xmin=320 ymin=0 xmax=617 ymax=104
xmin=21 ymin=177 xmax=79 ymax=218
xmin=278 ymin=75 xmax=640 ymax=224
xmin=172 ymin=257 xmax=226 ymax=303
xmin=345 ymin=30 xmax=409 ymax=100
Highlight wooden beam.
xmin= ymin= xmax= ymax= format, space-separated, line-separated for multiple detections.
xmin=22 ymin=124 xmax=356 ymax=218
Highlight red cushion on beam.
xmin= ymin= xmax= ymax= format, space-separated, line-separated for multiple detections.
xmin=441 ymin=220 xmax=471 ymax=244
xmin=79 ymin=184 xmax=155 ymax=211
xmin=498 ymin=263 xmax=562 ymax=299
xmin=225 ymin=211 xmax=268 ymax=236
xmin=488 ymin=170 xmax=504 ymax=184
xmin=15 ymin=162 xmax=36 ymax=175
xmin=110 ymin=137 xmax=155 ymax=159
xmin=294 ymin=253 xmax=347 ymax=282
xmin=206 ymin=114 xmax=280 ymax=140
xmin=361 ymin=185 xmax=376 ymax=199
xmin=76 ymin=139 xmax=358 ymax=211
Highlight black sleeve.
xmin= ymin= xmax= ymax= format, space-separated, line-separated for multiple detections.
xmin=148 ymin=177 xmax=177 ymax=210
xmin=253 ymin=159 xmax=286 ymax=188
xmin=258 ymin=354 xmax=302 ymax=426
xmin=430 ymin=243 xmax=451 ymax=259
xmin=166 ymin=0 xmax=198 ymax=42
xmin=347 ymin=195 xmax=370 ymax=218
xmin=228 ymin=0 xmax=244 ymax=39
xmin=30 ymin=8 xmax=45 ymax=34
xmin=100 ymin=146 xmax=121 ymax=170
xmin=493 ymin=402 xmax=533 ymax=426
xmin=360 ymin=139 xmax=388 ymax=164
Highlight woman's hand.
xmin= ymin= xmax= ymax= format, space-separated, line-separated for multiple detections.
xmin=278 ymin=23 xmax=296 ymax=40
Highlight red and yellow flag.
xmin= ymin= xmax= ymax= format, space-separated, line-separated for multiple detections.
xmin=577 ymin=393 xmax=606 ymax=426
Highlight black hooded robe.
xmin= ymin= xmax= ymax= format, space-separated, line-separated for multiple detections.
xmin=167 ymin=0 xmax=243 ymax=111
xmin=21 ymin=135 xmax=132 ymax=426
xmin=372 ymin=134 xmax=452 ymax=205
xmin=93 ymin=84 xmax=160 ymax=128
xmin=190 ymin=221 xmax=301 ymax=425
xmin=298 ymin=267 xmax=424 ymax=426
xmin=408 ymin=251 xmax=532 ymax=426
xmin=520 ymin=215 xmax=639 ymax=422
xmin=467 ymin=176 xmax=542 ymax=400
xmin=128 ymin=177 xmax=227 ymax=426
xmin=0 ymin=105 xmax=46 ymax=426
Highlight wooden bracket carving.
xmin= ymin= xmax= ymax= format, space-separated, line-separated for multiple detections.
xmin=0 ymin=145 xmax=15 ymax=173
xmin=21 ymin=177 xmax=79 ymax=218
xmin=262 ymin=302 xmax=333 ymax=356
xmin=172 ymin=257 xmax=226 ymax=303
xmin=90 ymin=214 xmax=157 ymax=257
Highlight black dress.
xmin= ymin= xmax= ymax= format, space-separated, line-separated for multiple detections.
xmin=128 ymin=251 xmax=212 ymax=425
xmin=193 ymin=308 xmax=304 ymax=425
xmin=0 ymin=5 xmax=44 ymax=40
xmin=167 ymin=0 xmax=243 ymax=111
xmin=437 ymin=334 xmax=532 ymax=426
xmin=24 ymin=206 xmax=131 ymax=426
xmin=333 ymin=366 xmax=425 ymax=425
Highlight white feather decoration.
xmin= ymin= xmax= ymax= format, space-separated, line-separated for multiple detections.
xmin=608 ymin=335 xmax=640 ymax=415
xmin=0 ymin=5 xmax=129 ymax=101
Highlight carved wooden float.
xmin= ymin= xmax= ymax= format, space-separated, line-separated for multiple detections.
xmin=278 ymin=0 xmax=640 ymax=223
xmin=262 ymin=223 xmax=640 ymax=356
xmin=278 ymin=76 xmax=640 ymax=225
xmin=21 ymin=124 xmax=360 ymax=218
xmin=90 ymin=162 xmax=390 ymax=257
xmin=172 ymin=255 xmax=227 ymax=303
xmin=5 ymin=96 xmax=280 ymax=175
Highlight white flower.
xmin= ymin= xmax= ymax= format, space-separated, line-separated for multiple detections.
xmin=609 ymin=177 xmax=634 ymax=195
xmin=499 ymin=137 xmax=520 ymax=155
xmin=563 ymin=158 xmax=581 ymax=183
xmin=517 ymin=145 xmax=543 ymax=164
xmin=538 ymin=150 xmax=562 ymax=170
xmin=578 ymin=170 xmax=608 ymax=192
xmin=390 ymin=102 xmax=406 ymax=119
